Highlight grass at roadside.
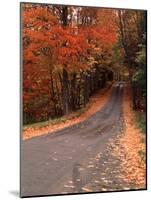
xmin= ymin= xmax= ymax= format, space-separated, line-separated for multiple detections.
xmin=23 ymin=106 xmax=89 ymax=131
xmin=135 ymin=111 xmax=146 ymax=163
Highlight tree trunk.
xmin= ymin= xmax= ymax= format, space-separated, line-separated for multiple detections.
xmin=62 ymin=68 xmax=69 ymax=114
xmin=83 ymin=73 xmax=89 ymax=106
xmin=55 ymin=77 xmax=62 ymax=116
xmin=50 ymin=75 xmax=57 ymax=116
xmin=70 ymin=72 xmax=77 ymax=110
xmin=61 ymin=6 xmax=70 ymax=115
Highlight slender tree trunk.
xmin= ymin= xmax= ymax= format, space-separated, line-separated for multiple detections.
xmin=47 ymin=63 xmax=54 ymax=118
xmin=58 ymin=72 xmax=63 ymax=114
xmin=83 ymin=73 xmax=89 ymax=106
xmin=77 ymin=73 xmax=82 ymax=109
xmin=61 ymin=6 xmax=70 ymax=115
xmin=90 ymin=72 xmax=94 ymax=94
xmin=70 ymin=72 xmax=77 ymax=110
xmin=50 ymin=75 xmax=57 ymax=116
xmin=62 ymin=68 xmax=69 ymax=114
xmin=55 ymin=77 xmax=62 ymax=116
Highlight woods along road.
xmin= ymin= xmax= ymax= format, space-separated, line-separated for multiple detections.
xmin=21 ymin=82 xmax=133 ymax=197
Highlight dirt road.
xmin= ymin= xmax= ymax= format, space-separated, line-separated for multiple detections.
xmin=21 ymin=82 xmax=133 ymax=197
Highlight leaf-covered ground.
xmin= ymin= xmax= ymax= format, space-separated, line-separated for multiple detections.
xmin=23 ymin=83 xmax=113 ymax=140
xmin=111 ymin=85 xmax=146 ymax=189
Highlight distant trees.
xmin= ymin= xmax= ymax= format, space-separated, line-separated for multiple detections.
xmin=118 ymin=10 xmax=146 ymax=110
xmin=133 ymin=36 xmax=146 ymax=110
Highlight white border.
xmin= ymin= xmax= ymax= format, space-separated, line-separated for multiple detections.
xmin=0 ymin=0 xmax=150 ymax=199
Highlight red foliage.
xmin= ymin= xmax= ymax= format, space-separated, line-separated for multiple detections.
xmin=22 ymin=4 xmax=118 ymax=120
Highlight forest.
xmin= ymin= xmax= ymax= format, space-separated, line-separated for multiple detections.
xmin=22 ymin=4 xmax=146 ymax=125
xmin=21 ymin=4 xmax=147 ymax=195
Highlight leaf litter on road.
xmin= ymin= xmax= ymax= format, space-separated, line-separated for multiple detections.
xmin=111 ymin=86 xmax=146 ymax=189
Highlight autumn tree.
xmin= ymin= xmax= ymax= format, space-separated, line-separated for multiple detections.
xmin=23 ymin=4 xmax=145 ymax=124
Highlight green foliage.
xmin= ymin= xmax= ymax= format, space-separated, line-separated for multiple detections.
xmin=23 ymin=117 xmax=67 ymax=130
xmin=135 ymin=44 xmax=146 ymax=67
xmin=132 ymin=69 xmax=146 ymax=95
xmin=135 ymin=111 xmax=146 ymax=163
xmin=135 ymin=112 xmax=146 ymax=134
xmin=23 ymin=104 xmax=89 ymax=130
xmin=132 ymin=41 xmax=146 ymax=97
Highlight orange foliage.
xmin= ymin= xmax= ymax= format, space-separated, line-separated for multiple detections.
xmin=22 ymin=4 xmax=118 ymax=116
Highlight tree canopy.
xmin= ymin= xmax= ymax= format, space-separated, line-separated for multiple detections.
xmin=22 ymin=4 xmax=146 ymax=124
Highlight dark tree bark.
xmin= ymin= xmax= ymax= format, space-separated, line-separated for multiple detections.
xmin=61 ymin=6 xmax=70 ymax=114
xmin=70 ymin=72 xmax=77 ymax=110
xmin=55 ymin=77 xmax=62 ymax=116
xmin=83 ymin=73 xmax=89 ymax=106
xmin=62 ymin=68 xmax=69 ymax=114
xmin=50 ymin=75 xmax=57 ymax=116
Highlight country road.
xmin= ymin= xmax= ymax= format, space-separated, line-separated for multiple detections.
xmin=21 ymin=82 xmax=133 ymax=197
